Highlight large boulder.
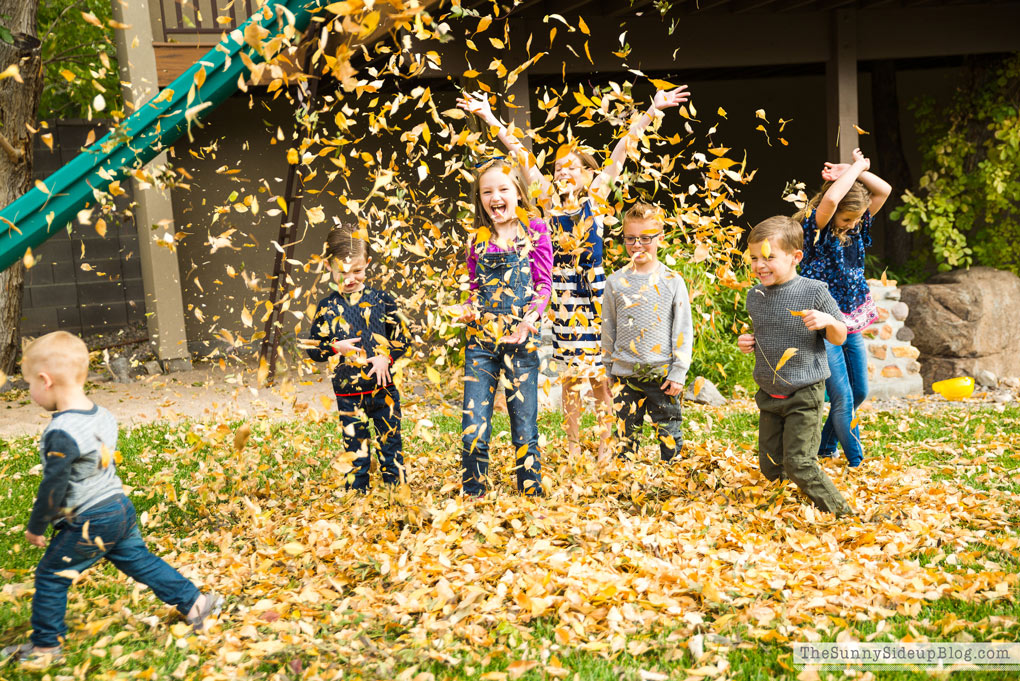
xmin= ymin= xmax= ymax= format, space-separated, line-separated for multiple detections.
xmin=900 ymin=267 xmax=1020 ymax=391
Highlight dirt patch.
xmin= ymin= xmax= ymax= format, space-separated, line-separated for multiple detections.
xmin=0 ymin=362 xmax=335 ymax=440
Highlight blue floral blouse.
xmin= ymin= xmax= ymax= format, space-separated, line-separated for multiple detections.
xmin=800 ymin=207 xmax=873 ymax=314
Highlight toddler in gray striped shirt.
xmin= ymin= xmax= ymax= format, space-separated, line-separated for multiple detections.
xmin=3 ymin=332 xmax=220 ymax=665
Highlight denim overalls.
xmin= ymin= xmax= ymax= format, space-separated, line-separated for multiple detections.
xmin=461 ymin=243 xmax=542 ymax=497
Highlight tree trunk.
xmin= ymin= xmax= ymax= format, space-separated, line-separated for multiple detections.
xmin=0 ymin=1 xmax=41 ymax=383
xmin=870 ymin=60 xmax=914 ymax=268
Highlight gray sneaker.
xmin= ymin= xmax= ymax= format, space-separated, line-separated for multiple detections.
xmin=1 ymin=642 xmax=64 ymax=667
xmin=185 ymin=591 xmax=224 ymax=631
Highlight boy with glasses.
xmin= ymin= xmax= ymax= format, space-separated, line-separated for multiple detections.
xmin=602 ymin=203 xmax=694 ymax=461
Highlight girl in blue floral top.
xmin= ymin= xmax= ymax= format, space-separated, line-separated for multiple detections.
xmin=795 ymin=148 xmax=892 ymax=466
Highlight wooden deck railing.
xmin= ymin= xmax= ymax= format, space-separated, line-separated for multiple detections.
xmin=157 ymin=0 xmax=258 ymax=40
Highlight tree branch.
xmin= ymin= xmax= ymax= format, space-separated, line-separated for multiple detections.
xmin=40 ymin=0 xmax=91 ymax=46
xmin=0 ymin=131 xmax=24 ymax=163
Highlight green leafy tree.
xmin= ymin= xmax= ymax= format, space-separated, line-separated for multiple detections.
xmin=893 ymin=54 xmax=1020 ymax=274
xmin=38 ymin=0 xmax=121 ymax=120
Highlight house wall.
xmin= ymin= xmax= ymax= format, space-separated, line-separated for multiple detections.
xmin=22 ymin=121 xmax=145 ymax=337
xmin=164 ymin=59 xmax=969 ymax=347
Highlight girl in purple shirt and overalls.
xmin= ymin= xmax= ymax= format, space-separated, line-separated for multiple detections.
xmin=796 ymin=148 xmax=892 ymax=466
xmin=456 ymin=159 xmax=553 ymax=496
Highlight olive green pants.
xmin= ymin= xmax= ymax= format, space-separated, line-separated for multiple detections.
xmin=756 ymin=381 xmax=853 ymax=517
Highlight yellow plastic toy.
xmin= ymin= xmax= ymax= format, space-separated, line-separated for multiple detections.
xmin=932 ymin=376 xmax=975 ymax=400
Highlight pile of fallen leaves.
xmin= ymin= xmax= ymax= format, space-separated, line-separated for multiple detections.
xmin=8 ymin=400 xmax=1011 ymax=680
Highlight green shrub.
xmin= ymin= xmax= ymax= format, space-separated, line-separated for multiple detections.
xmin=892 ymin=54 xmax=1020 ymax=274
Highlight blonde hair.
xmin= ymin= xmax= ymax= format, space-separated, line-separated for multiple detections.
xmin=623 ymin=201 xmax=664 ymax=229
xmin=795 ymin=180 xmax=871 ymax=242
xmin=555 ymin=143 xmax=599 ymax=172
xmin=748 ymin=216 xmax=804 ymax=253
xmin=472 ymin=158 xmax=534 ymax=230
xmin=21 ymin=331 xmax=89 ymax=386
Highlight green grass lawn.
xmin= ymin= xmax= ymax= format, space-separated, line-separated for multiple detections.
xmin=1 ymin=402 xmax=1018 ymax=680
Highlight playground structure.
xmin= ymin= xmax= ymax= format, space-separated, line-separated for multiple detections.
xmin=0 ymin=0 xmax=331 ymax=274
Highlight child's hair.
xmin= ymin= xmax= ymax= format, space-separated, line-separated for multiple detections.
xmin=623 ymin=201 xmax=664 ymax=229
xmin=472 ymin=158 xmax=534 ymax=230
xmin=555 ymin=143 xmax=599 ymax=172
xmin=326 ymin=223 xmax=368 ymax=263
xmin=794 ymin=180 xmax=872 ymax=241
xmin=748 ymin=216 xmax=804 ymax=253
xmin=21 ymin=331 xmax=89 ymax=386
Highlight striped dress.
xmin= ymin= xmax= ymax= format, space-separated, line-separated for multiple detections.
xmin=550 ymin=197 xmax=606 ymax=378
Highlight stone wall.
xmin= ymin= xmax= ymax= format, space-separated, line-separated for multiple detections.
xmin=900 ymin=267 xmax=1020 ymax=391
xmin=861 ymin=280 xmax=924 ymax=399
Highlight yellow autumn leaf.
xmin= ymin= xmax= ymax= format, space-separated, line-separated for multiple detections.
xmin=775 ymin=347 xmax=798 ymax=373
xmin=644 ymin=78 xmax=679 ymax=93
xmin=282 ymin=542 xmax=305 ymax=556
xmin=760 ymin=239 xmax=771 ymax=258
xmin=358 ymin=10 xmax=380 ymax=38
xmin=0 ymin=64 xmax=22 ymax=82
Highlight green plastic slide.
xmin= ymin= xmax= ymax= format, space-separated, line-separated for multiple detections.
xmin=0 ymin=0 xmax=328 ymax=272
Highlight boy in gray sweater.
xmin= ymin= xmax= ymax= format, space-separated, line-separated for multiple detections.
xmin=737 ymin=217 xmax=854 ymax=516
xmin=2 ymin=332 xmax=221 ymax=666
xmin=602 ymin=202 xmax=694 ymax=461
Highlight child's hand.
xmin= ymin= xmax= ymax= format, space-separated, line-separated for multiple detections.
xmin=457 ymin=92 xmax=497 ymax=125
xmin=651 ymin=86 xmax=690 ymax=112
xmin=851 ymin=147 xmax=871 ymax=170
xmin=652 ymin=86 xmax=693 ymax=111
xmin=660 ymin=379 xmax=683 ymax=397
xmin=802 ymin=310 xmax=836 ymax=331
xmin=366 ymin=355 xmax=392 ymax=387
xmin=737 ymin=333 xmax=756 ymax=354
xmin=499 ymin=318 xmax=538 ymax=345
xmin=331 ymin=337 xmax=361 ymax=356
xmin=449 ymin=304 xmax=477 ymax=323
xmin=25 ymin=530 xmax=46 ymax=548
xmin=821 ymin=161 xmax=849 ymax=182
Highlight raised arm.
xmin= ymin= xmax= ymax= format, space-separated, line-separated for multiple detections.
xmin=590 ymin=86 xmax=689 ymax=198
xmin=457 ymin=92 xmax=552 ymax=198
xmin=821 ymin=151 xmax=893 ymax=217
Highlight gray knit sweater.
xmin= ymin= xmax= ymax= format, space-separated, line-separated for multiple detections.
xmin=745 ymin=275 xmax=844 ymax=396
xmin=28 ymin=405 xmax=123 ymax=534
xmin=602 ymin=261 xmax=694 ymax=385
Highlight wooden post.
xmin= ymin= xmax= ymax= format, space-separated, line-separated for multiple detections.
xmin=112 ymin=0 xmax=192 ymax=371
xmin=826 ymin=9 xmax=858 ymax=163
xmin=259 ymin=54 xmax=320 ymax=386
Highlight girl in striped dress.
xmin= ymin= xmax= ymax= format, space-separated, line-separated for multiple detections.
xmin=458 ymin=86 xmax=689 ymax=459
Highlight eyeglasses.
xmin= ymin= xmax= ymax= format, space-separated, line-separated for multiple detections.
xmin=622 ymin=234 xmax=661 ymax=245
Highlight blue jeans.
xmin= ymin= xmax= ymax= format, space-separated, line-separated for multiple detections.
xmin=336 ymin=386 xmax=404 ymax=490
xmin=31 ymin=495 xmax=200 ymax=647
xmin=461 ymin=339 xmax=542 ymax=496
xmin=819 ymin=333 xmax=868 ymax=466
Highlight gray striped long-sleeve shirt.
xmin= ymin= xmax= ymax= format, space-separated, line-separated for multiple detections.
xmin=28 ymin=404 xmax=123 ymax=534
xmin=602 ymin=262 xmax=694 ymax=385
